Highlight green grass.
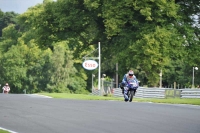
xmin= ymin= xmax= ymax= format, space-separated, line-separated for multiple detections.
xmin=38 ymin=93 xmax=200 ymax=105
xmin=133 ymin=98 xmax=200 ymax=105
xmin=39 ymin=93 xmax=124 ymax=101
xmin=0 ymin=129 xmax=10 ymax=133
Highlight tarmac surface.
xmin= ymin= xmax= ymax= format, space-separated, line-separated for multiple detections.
xmin=0 ymin=94 xmax=200 ymax=133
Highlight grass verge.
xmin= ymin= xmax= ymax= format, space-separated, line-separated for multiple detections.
xmin=38 ymin=93 xmax=200 ymax=105
xmin=39 ymin=93 xmax=124 ymax=101
xmin=133 ymin=98 xmax=200 ymax=105
xmin=0 ymin=129 xmax=10 ymax=133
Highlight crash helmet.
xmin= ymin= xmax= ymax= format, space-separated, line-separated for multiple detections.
xmin=128 ymin=70 xmax=134 ymax=77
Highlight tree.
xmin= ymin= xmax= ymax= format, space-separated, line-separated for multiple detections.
xmin=0 ymin=44 xmax=27 ymax=93
xmin=45 ymin=41 xmax=83 ymax=93
xmin=0 ymin=24 xmax=20 ymax=52
xmin=18 ymin=0 xmax=101 ymax=91
xmin=0 ymin=11 xmax=19 ymax=37
xmin=171 ymin=0 xmax=200 ymax=87
xmin=96 ymin=0 xmax=181 ymax=86
xmin=1 ymin=0 xmax=198 ymax=90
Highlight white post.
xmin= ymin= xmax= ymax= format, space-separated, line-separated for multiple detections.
xmin=192 ymin=67 xmax=194 ymax=88
xmin=92 ymin=74 xmax=93 ymax=93
xmin=116 ymin=63 xmax=118 ymax=88
xmin=192 ymin=67 xmax=198 ymax=88
xmin=92 ymin=74 xmax=95 ymax=93
xmin=98 ymin=42 xmax=101 ymax=95
xmin=159 ymin=69 xmax=162 ymax=88
xmin=101 ymin=78 xmax=104 ymax=95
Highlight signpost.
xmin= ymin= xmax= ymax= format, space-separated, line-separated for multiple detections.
xmin=82 ymin=60 xmax=98 ymax=70
xmin=82 ymin=42 xmax=101 ymax=95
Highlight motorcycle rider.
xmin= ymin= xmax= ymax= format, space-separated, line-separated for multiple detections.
xmin=120 ymin=70 xmax=139 ymax=102
xmin=2 ymin=83 xmax=10 ymax=94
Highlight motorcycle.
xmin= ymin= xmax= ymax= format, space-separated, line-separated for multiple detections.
xmin=125 ymin=81 xmax=138 ymax=102
xmin=3 ymin=87 xmax=10 ymax=94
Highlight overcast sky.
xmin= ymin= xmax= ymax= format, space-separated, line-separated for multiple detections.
xmin=0 ymin=0 xmax=44 ymax=14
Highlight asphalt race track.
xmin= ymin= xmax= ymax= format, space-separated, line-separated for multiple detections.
xmin=0 ymin=94 xmax=200 ymax=133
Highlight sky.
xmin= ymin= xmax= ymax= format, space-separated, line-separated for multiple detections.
xmin=0 ymin=0 xmax=44 ymax=14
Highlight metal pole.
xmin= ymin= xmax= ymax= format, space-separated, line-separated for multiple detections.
xmin=92 ymin=74 xmax=93 ymax=93
xmin=116 ymin=63 xmax=118 ymax=88
xmin=111 ymin=79 xmax=113 ymax=90
xmin=192 ymin=67 xmax=194 ymax=88
xmin=98 ymin=42 xmax=101 ymax=95
xmin=159 ymin=69 xmax=162 ymax=88
xmin=102 ymin=78 xmax=104 ymax=95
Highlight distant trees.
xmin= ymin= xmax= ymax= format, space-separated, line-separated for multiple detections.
xmin=0 ymin=0 xmax=199 ymax=93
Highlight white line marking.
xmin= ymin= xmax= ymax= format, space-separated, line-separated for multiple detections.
xmin=0 ymin=127 xmax=18 ymax=133
xmin=27 ymin=94 xmax=52 ymax=98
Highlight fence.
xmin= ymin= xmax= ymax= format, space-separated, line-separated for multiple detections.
xmin=97 ymin=87 xmax=200 ymax=99
xmin=91 ymin=81 xmax=115 ymax=96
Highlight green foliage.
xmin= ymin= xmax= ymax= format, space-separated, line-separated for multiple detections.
xmin=0 ymin=0 xmax=199 ymax=94
xmin=99 ymin=0 xmax=182 ymax=86
xmin=45 ymin=41 xmax=75 ymax=92
xmin=0 ymin=24 xmax=20 ymax=52
xmin=0 ymin=44 xmax=27 ymax=92
xmin=68 ymin=76 xmax=88 ymax=94
xmin=133 ymin=26 xmax=181 ymax=86
xmin=0 ymin=11 xmax=19 ymax=37
xmin=17 ymin=0 xmax=100 ymax=49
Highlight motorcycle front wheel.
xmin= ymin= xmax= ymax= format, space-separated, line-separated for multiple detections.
xmin=128 ymin=90 xmax=134 ymax=102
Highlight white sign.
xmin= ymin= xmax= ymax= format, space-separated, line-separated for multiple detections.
xmin=82 ymin=60 xmax=98 ymax=70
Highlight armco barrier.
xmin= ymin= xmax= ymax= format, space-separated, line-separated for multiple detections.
xmin=180 ymin=89 xmax=200 ymax=98
xmin=113 ymin=87 xmax=166 ymax=98
xmin=112 ymin=87 xmax=200 ymax=99
xmin=91 ymin=87 xmax=200 ymax=98
xmin=136 ymin=88 xmax=166 ymax=98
